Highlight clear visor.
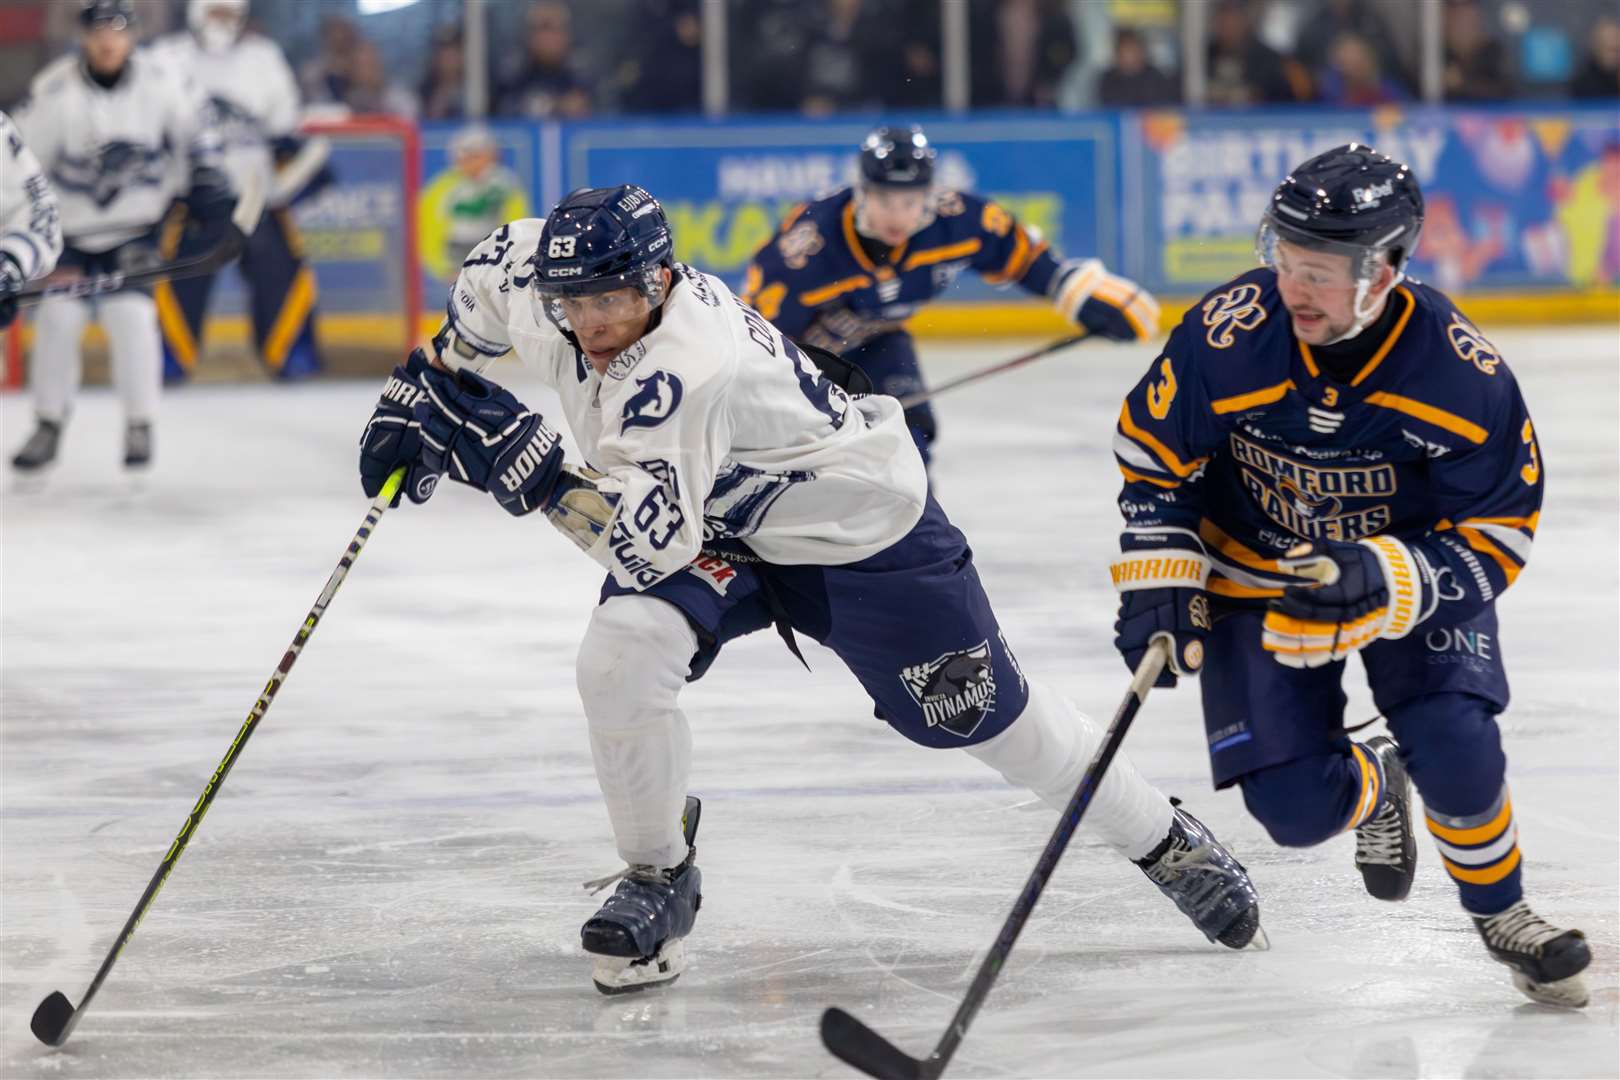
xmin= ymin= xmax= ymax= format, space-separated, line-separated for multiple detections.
xmin=536 ymin=265 xmax=666 ymax=334
xmin=1256 ymin=217 xmax=1388 ymax=289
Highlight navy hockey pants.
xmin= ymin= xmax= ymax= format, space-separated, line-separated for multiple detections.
xmin=1201 ymin=604 xmax=1522 ymax=914
xmin=598 ymin=494 xmax=1028 ymax=749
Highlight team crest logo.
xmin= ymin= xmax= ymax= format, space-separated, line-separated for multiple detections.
xmin=1201 ymin=283 xmax=1267 ymax=349
xmin=1277 ymin=477 xmax=1343 ymax=523
xmin=900 ymin=641 xmax=998 ymax=738
xmin=1447 ymin=314 xmax=1500 ymax=375
xmin=621 ymin=370 xmax=684 ymax=431
xmin=778 ymin=220 xmax=825 ymax=270
xmin=605 ymin=340 xmax=647 ymax=380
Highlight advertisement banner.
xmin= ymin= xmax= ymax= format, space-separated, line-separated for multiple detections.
xmin=1131 ymin=106 xmax=1620 ymax=297
xmin=559 ymin=115 xmax=1117 ymax=300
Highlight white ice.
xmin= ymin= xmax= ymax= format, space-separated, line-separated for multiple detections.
xmin=3 ymin=328 xmax=1616 ymax=1079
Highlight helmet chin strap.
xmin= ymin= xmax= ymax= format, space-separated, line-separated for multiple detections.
xmin=1324 ymin=271 xmax=1402 ymax=345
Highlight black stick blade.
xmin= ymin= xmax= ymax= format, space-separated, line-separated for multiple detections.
xmin=31 ymin=991 xmax=76 ymax=1046
xmin=821 ymin=1007 xmax=931 ymax=1080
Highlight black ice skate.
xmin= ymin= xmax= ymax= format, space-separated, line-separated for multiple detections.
xmin=1473 ymin=900 xmax=1591 ymax=1008
xmin=123 ymin=422 xmax=152 ymax=469
xmin=1137 ymin=804 xmax=1266 ymax=950
xmin=1354 ymin=735 xmax=1417 ymax=901
xmin=11 ymin=418 xmax=61 ymax=472
xmin=580 ymin=795 xmax=703 ymax=994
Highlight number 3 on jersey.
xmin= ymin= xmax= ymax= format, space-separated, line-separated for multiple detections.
xmin=1146 ymin=356 xmax=1177 ymax=419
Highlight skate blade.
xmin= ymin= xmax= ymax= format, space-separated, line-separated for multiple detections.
xmin=1246 ymin=925 xmax=1272 ymax=951
xmin=1512 ymin=970 xmax=1589 ymax=1009
xmin=591 ymin=937 xmax=687 ymax=996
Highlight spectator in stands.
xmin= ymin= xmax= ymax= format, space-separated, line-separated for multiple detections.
xmin=970 ymin=0 xmax=1078 ymax=108
xmin=1205 ymin=0 xmax=1309 ymax=106
xmin=861 ymin=0 xmax=941 ymax=111
xmin=339 ymin=39 xmax=419 ymax=118
xmin=1443 ymin=0 xmax=1515 ymax=101
xmin=1570 ymin=15 xmax=1620 ymax=98
xmin=1096 ymin=27 xmax=1181 ymax=107
xmin=1294 ymin=0 xmax=1409 ymax=95
xmin=1317 ymin=31 xmax=1408 ymax=105
xmin=299 ymin=15 xmax=360 ymax=107
xmin=616 ymin=0 xmax=703 ymax=113
xmin=494 ymin=1 xmax=591 ymax=119
xmin=419 ymin=24 xmax=472 ymax=121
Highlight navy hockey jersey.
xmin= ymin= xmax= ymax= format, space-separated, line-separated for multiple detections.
xmin=1115 ymin=268 xmax=1542 ymax=622
xmin=741 ymin=186 xmax=1062 ymax=348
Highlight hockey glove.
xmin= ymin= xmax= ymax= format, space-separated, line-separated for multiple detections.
xmin=0 ymin=253 xmax=21 ymax=330
xmin=358 ymin=348 xmax=442 ymax=506
xmin=1262 ymin=536 xmax=1436 ymax=668
xmin=1110 ymin=534 xmax=1212 ymax=688
xmin=1052 ymin=258 xmax=1160 ymax=342
xmin=416 ymin=366 xmax=564 ymax=517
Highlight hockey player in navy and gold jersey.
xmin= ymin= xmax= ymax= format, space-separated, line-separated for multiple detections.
xmin=742 ymin=124 xmax=1158 ymax=465
xmin=1108 ymin=144 xmax=1590 ymax=1008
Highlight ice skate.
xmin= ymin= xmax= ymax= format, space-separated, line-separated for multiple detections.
xmin=1474 ymin=900 xmax=1591 ymax=1008
xmin=581 ymin=796 xmax=703 ymax=995
xmin=1354 ymin=735 xmax=1417 ymax=901
xmin=1138 ymin=803 xmax=1266 ymax=950
xmin=123 ymin=422 xmax=152 ymax=469
xmin=11 ymin=418 xmax=62 ymax=472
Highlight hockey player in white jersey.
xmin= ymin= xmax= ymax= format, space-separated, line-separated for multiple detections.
xmin=150 ymin=0 xmax=327 ymax=380
xmin=10 ymin=0 xmax=235 ymax=473
xmin=357 ymin=186 xmax=1265 ymax=993
xmin=0 ymin=110 xmax=63 ymax=331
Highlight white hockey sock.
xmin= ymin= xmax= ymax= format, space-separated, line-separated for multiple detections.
xmin=99 ymin=292 xmax=162 ymax=424
xmin=575 ymin=595 xmax=696 ymax=870
xmin=966 ymin=679 xmax=1173 ymax=860
xmin=28 ymin=295 xmax=89 ymax=424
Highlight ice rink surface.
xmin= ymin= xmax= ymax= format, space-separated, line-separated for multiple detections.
xmin=2 ymin=328 xmax=1616 ymax=1079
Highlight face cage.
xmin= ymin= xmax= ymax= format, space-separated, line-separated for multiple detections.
xmin=536 ymin=261 xmax=668 ymax=337
xmin=854 ymin=183 xmax=938 ymax=241
xmin=1256 ymin=217 xmax=1405 ymax=344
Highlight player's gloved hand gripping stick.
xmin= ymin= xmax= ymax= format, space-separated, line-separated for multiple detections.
xmin=820 ymin=637 xmax=1173 ymax=1080
xmin=30 ymin=467 xmax=408 ymax=1049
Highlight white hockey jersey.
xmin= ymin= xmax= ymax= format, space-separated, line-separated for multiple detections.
xmin=13 ymin=50 xmax=222 ymax=252
xmin=148 ymin=32 xmax=300 ymax=204
xmin=441 ymin=219 xmax=928 ymax=589
xmin=0 ymin=110 xmax=62 ymax=282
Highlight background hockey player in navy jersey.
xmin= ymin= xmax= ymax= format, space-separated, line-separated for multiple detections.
xmin=1107 ymin=144 xmax=1591 ymax=1008
xmin=743 ymin=124 xmax=1159 ymax=466
xmin=356 ymin=184 xmax=1263 ymax=994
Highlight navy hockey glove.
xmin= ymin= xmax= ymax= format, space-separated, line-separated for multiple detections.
xmin=415 ymin=366 xmax=564 ymax=517
xmin=1263 ymin=537 xmax=1435 ymax=668
xmin=1052 ymin=258 xmax=1160 ymax=342
xmin=1110 ymin=533 xmax=1212 ymax=688
xmin=0 ymin=253 xmax=21 ymax=330
xmin=358 ymin=348 xmax=441 ymax=507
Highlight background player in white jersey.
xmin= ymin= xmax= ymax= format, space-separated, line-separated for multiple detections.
xmin=150 ymin=0 xmax=327 ymax=380
xmin=9 ymin=0 xmax=235 ymax=473
xmin=0 ymin=110 xmax=63 ymax=331
xmin=356 ymin=186 xmax=1263 ymax=994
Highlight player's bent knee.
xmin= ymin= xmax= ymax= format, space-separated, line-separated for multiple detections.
xmin=1384 ymin=692 xmax=1505 ymax=810
xmin=1239 ymin=757 xmax=1348 ymax=847
xmin=575 ymin=596 xmax=697 ymax=730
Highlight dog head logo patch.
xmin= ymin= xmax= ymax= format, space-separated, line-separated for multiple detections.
xmin=621 ymin=370 xmax=684 ymax=432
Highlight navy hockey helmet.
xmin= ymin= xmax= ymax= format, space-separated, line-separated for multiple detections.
xmin=80 ymin=0 xmax=136 ymax=30
xmin=857 ymin=125 xmax=936 ymax=189
xmin=534 ymin=185 xmax=673 ymax=299
xmin=1258 ymin=143 xmax=1425 ymax=281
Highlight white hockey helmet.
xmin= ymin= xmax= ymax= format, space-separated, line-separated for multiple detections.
xmin=189 ymin=0 xmax=248 ymax=52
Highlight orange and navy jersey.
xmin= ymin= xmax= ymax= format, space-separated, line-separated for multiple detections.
xmin=740 ymin=186 xmax=1058 ymax=341
xmin=1115 ymin=267 xmax=1542 ymax=618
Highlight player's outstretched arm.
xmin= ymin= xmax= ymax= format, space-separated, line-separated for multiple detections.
xmin=0 ymin=110 xmax=61 ymax=329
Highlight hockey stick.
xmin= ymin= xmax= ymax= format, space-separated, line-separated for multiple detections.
xmin=17 ymin=174 xmax=265 ymax=308
xmin=30 ymin=465 xmax=407 ymax=1049
xmin=896 ymin=332 xmax=1090 ymax=409
xmin=821 ymin=636 xmax=1172 ymax=1080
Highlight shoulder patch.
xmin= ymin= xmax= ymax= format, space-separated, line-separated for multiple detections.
xmin=1446 ymin=313 xmax=1501 ymax=376
xmin=621 ymin=370 xmax=684 ymax=431
xmin=777 ymin=218 xmax=824 ymax=270
xmin=1201 ymin=282 xmax=1268 ymax=349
